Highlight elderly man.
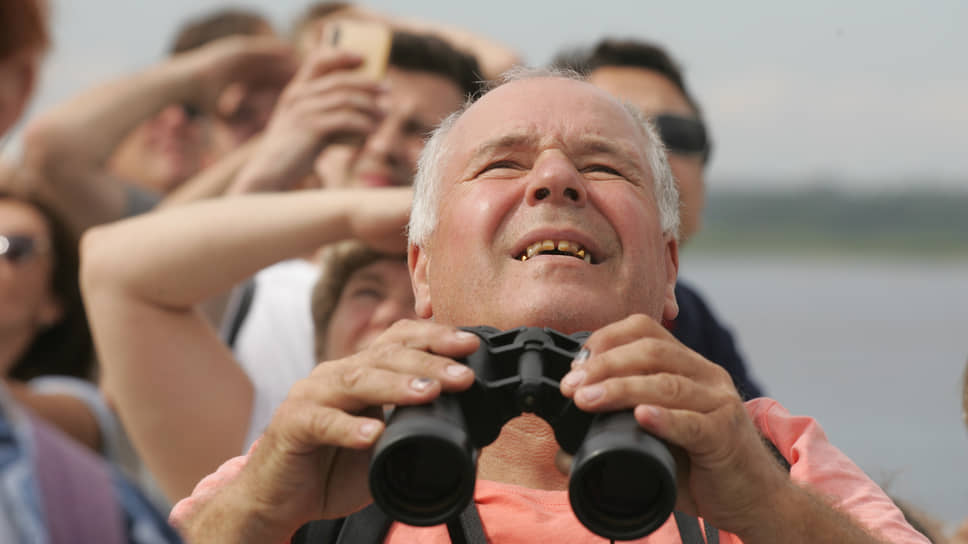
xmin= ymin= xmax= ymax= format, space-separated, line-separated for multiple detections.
xmin=174 ymin=71 xmax=927 ymax=543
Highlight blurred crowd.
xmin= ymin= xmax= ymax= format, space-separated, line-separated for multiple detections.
xmin=0 ymin=1 xmax=964 ymax=542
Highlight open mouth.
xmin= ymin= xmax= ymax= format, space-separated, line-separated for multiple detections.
xmin=516 ymin=239 xmax=594 ymax=264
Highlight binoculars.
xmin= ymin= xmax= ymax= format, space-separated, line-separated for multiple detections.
xmin=369 ymin=326 xmax=677 ymax=540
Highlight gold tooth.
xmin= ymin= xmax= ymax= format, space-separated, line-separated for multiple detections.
xmin=577 ymin=249 xmax=585 ymax=258
xmin=521 ymin=255 xmax=528 ymax=262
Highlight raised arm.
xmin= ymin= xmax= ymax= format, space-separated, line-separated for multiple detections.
xmin=22 ymin=35 xmax=293 ymax=232
xmin=157 ymin=135 xmax=261 ymax=208
xmin=80 ymin=187 xmax=410 ymax=501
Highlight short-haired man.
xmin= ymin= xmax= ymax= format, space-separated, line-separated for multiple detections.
xmin=555 ymin=39 xmax=763 ymax=399
xmin=228 ymin=29 xmax=482 ymax=193
xmin=173 ymin=72 xmax=928 ymax=543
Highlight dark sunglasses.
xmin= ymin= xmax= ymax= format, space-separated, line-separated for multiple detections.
xmin=0 ymin=234 xmax=48 ymax=264
xmin=653 ymin=114 xmax=712 ymax=162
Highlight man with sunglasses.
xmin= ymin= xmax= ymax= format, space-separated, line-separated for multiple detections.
xmin=554 ymin=39 xmax=763 ymax=400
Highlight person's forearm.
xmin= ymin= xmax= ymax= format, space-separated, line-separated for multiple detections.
xmin=23 ymin=54 xmax=201 ymax=173
xmin=179 ymin=473 xmax=296 ymax=544
xmin=737 ymin=483 xmax=891 ymax=544
xmin=5 ymin=380 xmax=101 ymax=452
xmin=82 ymin=190 xmax=359 ymax=309
xmin=160 ymin=136 xmax=260 ymax=207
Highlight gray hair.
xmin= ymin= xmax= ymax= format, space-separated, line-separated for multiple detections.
xmin=408 ymin=67 xmax=680 ymax=246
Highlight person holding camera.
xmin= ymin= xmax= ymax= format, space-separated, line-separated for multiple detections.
xmin=170 ymin=71 xmax=927 ymax=543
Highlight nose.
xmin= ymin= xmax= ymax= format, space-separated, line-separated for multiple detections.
xmin=525 ymin=153 xmax=587 ymax=207
xmin=362 ymin=117 xmax=404 ymax=165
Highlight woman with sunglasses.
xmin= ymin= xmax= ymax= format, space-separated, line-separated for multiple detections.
xmin=0 ymin=186 xmax=112 ymax=451
xmin=0 ymin=0 xmax=181 ymax=541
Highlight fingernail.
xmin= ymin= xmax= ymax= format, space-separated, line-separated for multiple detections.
xmin=446 ymin=364 xmax=471 ymax=378
xmin=577 ymin=384 xmax=604 ymax=404
xmin=410 ymin=377 xmax=434 ymax=392
xmin=454 ymin=331 xmax=477 ymax=341
xmin=561 ymin=369 xmax=586 ymax=389
xmin=571 ymin=348 xmax=590 ymax=368
xmin=359 ymin=421 xmax=380 ymax=439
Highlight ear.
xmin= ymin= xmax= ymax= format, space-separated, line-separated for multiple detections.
xmin=408 ymin=243 xmax=433 ymax=319
xmin=661 ymin=236 xmax=679 ymax=323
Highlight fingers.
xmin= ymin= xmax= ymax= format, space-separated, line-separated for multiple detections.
xmin=293 ymin=320 xmax=479 ymax=413
xmin=276 ymin=400 xmax=386 ymax=452
xmin=581 ymin=313 xmax=674 ymax=354
xmin=295 ymin=355 xmax=453 ymax=414
xmin=291 ymin=47 xmax=365 ymax=85
xmin=270 ymin=69 xmax=386 ymax=144
xmin=634 ymin=404 xmax=753 ymax=464
xmin=568 ymin=372 xmax=735 ymax=414
xmin=374 ymin=319 xmax=481 ymax=362
xmin=276 ymin=321 xmax=479 ymax=450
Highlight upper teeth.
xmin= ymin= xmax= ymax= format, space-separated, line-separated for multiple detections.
xmin=520 ymin=239 xmax=591 ymax=263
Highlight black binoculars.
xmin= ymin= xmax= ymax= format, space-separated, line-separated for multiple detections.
xmin=369 ymin=326 xmax=677 ymax=540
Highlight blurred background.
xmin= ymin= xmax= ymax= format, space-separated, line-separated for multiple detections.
xmin=11 ymin=0 xmax=966 ymax=530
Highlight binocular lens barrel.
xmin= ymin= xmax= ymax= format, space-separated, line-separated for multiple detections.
xmin=569 ymin=412 xmax=677 ymax=540
xmin=369 ymin=398 xmax=477 ymax=526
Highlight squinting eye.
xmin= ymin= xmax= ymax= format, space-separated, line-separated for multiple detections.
xmin=583 ymin=164 xmax=622 ymax=176
xmin=479 ymin=160 xmax=520 ymax=174
xmin=351 ymin=288 xmax=384 ymax=300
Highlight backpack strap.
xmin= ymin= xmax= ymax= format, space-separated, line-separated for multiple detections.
xmin=446 ymin=501 xmax=488 ymax=544
xmin=291 ymin=503 xmax=391 ymax=544
xmin=672 ymin=433 xmax=790 ymax=544
xmin=220 ymin=278 xmax=257 ymax=347
xmin=293 ymin=502 xmax=487 ymax=544
xmin=28 ymin=413 xmax=125 ymax=544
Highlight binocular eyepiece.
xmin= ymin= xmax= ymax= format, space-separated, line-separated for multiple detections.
xmin=369 ymin=326 xmax=677 ymax=541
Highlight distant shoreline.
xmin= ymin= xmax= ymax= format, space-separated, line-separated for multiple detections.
xmin=688 ymin=186 xmax=968 ymax=257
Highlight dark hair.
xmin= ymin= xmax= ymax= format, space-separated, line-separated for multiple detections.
xmin=0 ymin=0 xmax=48 ymax=61
xmin=389 ymin=31 xmax=484 ymax=99
xmin=553 ymin=38 xmax=713 ymax=164
xmin=169 ymin=8 xmax=272 ymax=54
xmin=552 ymin=38 xmax=703 ymax=119
xmin=0 ymin=189 xmax=94 ymax=381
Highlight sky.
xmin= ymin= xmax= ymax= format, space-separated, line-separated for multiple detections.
xmin=9 ymin=0 xmax=968 ymax=191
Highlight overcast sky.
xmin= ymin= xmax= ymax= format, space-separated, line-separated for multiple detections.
xmin=10 ymin=0 xmax=968 ymax=191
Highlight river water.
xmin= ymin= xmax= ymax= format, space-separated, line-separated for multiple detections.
xmin=678 ymin=252 xmax=968 ymax=528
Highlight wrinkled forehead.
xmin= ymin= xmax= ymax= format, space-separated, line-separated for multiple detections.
xmin=442 ymin=77 xmax=650 ymax=174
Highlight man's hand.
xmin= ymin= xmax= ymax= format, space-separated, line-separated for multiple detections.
xmin=558 ymin=314 xmax=791 ymax=535
xmin=180 ymin=35 xmax=296 ymax=117
xmin=229 ymin=47 xmax=387 ymax=193
xmin=202 ymin=321 xmax=479 ymax=540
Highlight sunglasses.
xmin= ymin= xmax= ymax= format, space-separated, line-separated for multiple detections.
xmin=653 ymin=114 xmax=712 ymax=162
xmin=0 ymin=234 xmax=49 ymax=264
